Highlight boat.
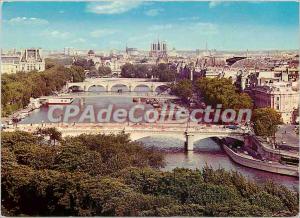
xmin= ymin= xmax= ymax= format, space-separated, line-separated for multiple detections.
xmin=152 ymin=103 xmax=160 ymax=108
xmin=43 ymin=97 xmax=74 ymax=105
xmin=223 ymin=144 xmax=299 ymax=177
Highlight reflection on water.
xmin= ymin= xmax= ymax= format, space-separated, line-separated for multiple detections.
xmin=20 ymin=96 xmax=153 ymax=124
xmin=138 ymin=137 xmax=299 ymax=190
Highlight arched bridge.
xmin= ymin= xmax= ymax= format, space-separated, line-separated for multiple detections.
xmin=9 ymin=123 xmax=245 ymax=151
xmin=67 ymin=78 xmax=169 ymax=92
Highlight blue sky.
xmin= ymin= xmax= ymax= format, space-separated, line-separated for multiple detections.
xmin=1 ymin=1 xmax=299 ymax=51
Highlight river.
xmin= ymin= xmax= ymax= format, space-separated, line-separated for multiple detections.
xmin=20 ymin=92 xmax=299 ymax=190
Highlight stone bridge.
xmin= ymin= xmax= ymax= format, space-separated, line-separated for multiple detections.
xmin=8 ymin=123 xmax=245 ymax=151
xmin=67 ymin=78 xmax=169 ymax=92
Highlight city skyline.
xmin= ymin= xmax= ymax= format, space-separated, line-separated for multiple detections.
xmin=1 ymin=1 xmax=299 ymax=51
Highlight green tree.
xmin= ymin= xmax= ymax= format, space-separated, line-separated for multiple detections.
xmin=35 ymin=127 xmax=62 ymax=146
xmin=1 ymin=65 xmax=85 ymax=116
xmin=152 ymin=63 xmax=176 ymax=82
xmin=171 ymin=79 xmax=193 ymax=104
xmin=121 ymin=63 xmax=136 ymax=78
xmin=1 ymin=131 xmax=298 ymax=216
xmin=252 ymin=108 xmax=283 ymax=137
xmin=98 ymin=66 xmax=112 ymax=77
xmin=195 ymin=77 xmax=253 ymax=110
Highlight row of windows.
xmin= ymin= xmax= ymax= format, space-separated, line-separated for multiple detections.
xmin=21 ymin=65 xmax=42 ymax=71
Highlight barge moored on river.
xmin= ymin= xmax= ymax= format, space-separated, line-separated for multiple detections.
xmin=223 ymin=144 xmax=299 ymax=177
xmin=42 ymin=97 xmax=74 ymax=106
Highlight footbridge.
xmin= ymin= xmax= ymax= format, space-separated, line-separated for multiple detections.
xmin=8 ymin=123 xmax=245 ymax=151
xmin=67 ymin=78 xmax=170 ymax=92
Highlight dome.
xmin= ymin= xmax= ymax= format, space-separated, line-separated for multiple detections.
xmin=231 ymin=58 xmax=272 ymax=69
xmin=88 ymin=50 xmax=95 ymax=55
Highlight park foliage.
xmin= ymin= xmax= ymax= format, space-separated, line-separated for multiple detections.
xmin=1 ymin=62 xmax=85 ymax=117
xmin=1 ymin=130 xmax=298 ymax=216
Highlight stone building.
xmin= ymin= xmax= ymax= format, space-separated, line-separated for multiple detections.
xmin=250 ymin=82 xmax=299 ymax=124
xmin=149 ymin=40 xmax=167 ymax=57
xmin=1 ymin=48 xmax=45 ymax=74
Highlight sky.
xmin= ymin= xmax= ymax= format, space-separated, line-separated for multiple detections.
xmin=1 ymin=1 xmax=299 ymax=51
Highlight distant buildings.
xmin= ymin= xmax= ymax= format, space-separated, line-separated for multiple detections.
xmin=125 ymin=46 xmax=139 ymax=56
xmin=84 ymin=49 xmax=122 ymax=76
xmin=1 ymin=48 xmax=45 ymax=74
xmin=64 ymin=47 xmax=75 ymax=56
xmin=149 ymin=40 xmax=167 ymax=58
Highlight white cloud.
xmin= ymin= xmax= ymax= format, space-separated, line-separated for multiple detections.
xmin=145 ymin=8 xmax=164 ymax=16
xmin=42 ymin=30 xmax=70 ymax=39
xmin=108 ymin=40 xmax=123 ymax=46
xmin=128 ymin=33 xmax=155 ymax=43
xmin=7 ymin=17 xmax=49 ymax=25
xmin=86 ymin=1 xmax=141 ymax=15
xmin=90 ymin=29 xmax=117 ymax=38
xmin=178 ymin=16 xmax=200 ymax=21
xmin=148 ymin=24 xmax=173 ymax=31
xmin=71 ymin=38 xmax=86 ymax=43
xmin=147 ymin=22 xmax=218 ymax=36
xmin=209 ymin=1 xmax=224 ymax=8
xmin=189 ymin=22 xmax=218 ymax=35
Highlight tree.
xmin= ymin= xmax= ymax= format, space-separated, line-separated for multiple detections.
xmin=252 ymin=108 xmax=283 ymax=137
xmin=152 ymin=63 xmax=176 ymax=82
xmin=194 ymin=77 xmax=253 ymax=110
xmin=171 ymin=79 xmax=193 ymax=104
xmin=35 ymin=127 xmax=62 ymax=146
xmin=73 ymin=58 xmax=95 ymax=70
xmin=120 ymin=63 xmax=176 ymax=81
xmin=1 ymin=65 xmax=85 ymax=116
xmin=120 ymin=63 xmax=150 ymax=78
xmin=121 ymin=63 xmax=136 ymax=78
xmin=1 ymin=131 xmax=298 ymax=216
xmin=98 ymin=66 xmax=112 ymax=77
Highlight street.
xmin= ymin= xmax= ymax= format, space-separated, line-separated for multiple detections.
xmin=275 ymin=124 xmax=299 ymax=148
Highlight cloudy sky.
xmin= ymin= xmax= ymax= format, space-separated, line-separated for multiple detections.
xmin=1 ymin=1 xmax=299 ymax=51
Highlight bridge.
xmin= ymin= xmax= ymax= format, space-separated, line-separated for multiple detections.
xmin=40 ymin=92 xmax=179 ymax=100
xmin=7 ymin=123 xmax=245 ymax=151
xmin=67 ymin=78 xmax=170 ymax=92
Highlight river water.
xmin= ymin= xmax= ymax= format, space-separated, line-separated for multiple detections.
xmin=20 ymin=92 xmax=299 ymax=190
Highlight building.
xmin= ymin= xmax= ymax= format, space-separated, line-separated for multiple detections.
xmin=149 ymin=40 xmax=167 ymax=57
xmin=19 ymin=49 xmax=45 ymax=72
xmin=1 ymin=48 xmax=45 ymax=74
xmin=64 ymin=47 xmax=75 ymax=56
xmin=1 ymin=55 xmax=21 ymax=74
xmin=125 ymin=47 xmax=139 ymax=56
xmin=250 ymin=82 xmax=299 ymax=124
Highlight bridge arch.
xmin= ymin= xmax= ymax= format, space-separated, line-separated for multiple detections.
xmin=110 ymin=84 xmax=130 ymax=92
xmin=68 ymin=85 xmax=85 ymax=92
xmin=130 ymin=131 xmax=244 ymax=150
xmin=129 ymin=131 xmax=186 ymax=142
xmin=87 ymin=84 xmax=106 ymax=92
xmin=155 ymin=85 xmax=170 ymax=93
xmin=132 ymin=84 xmax=151 ymax=92
xmin=192 ymin=133 xmax=244 ymax=143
